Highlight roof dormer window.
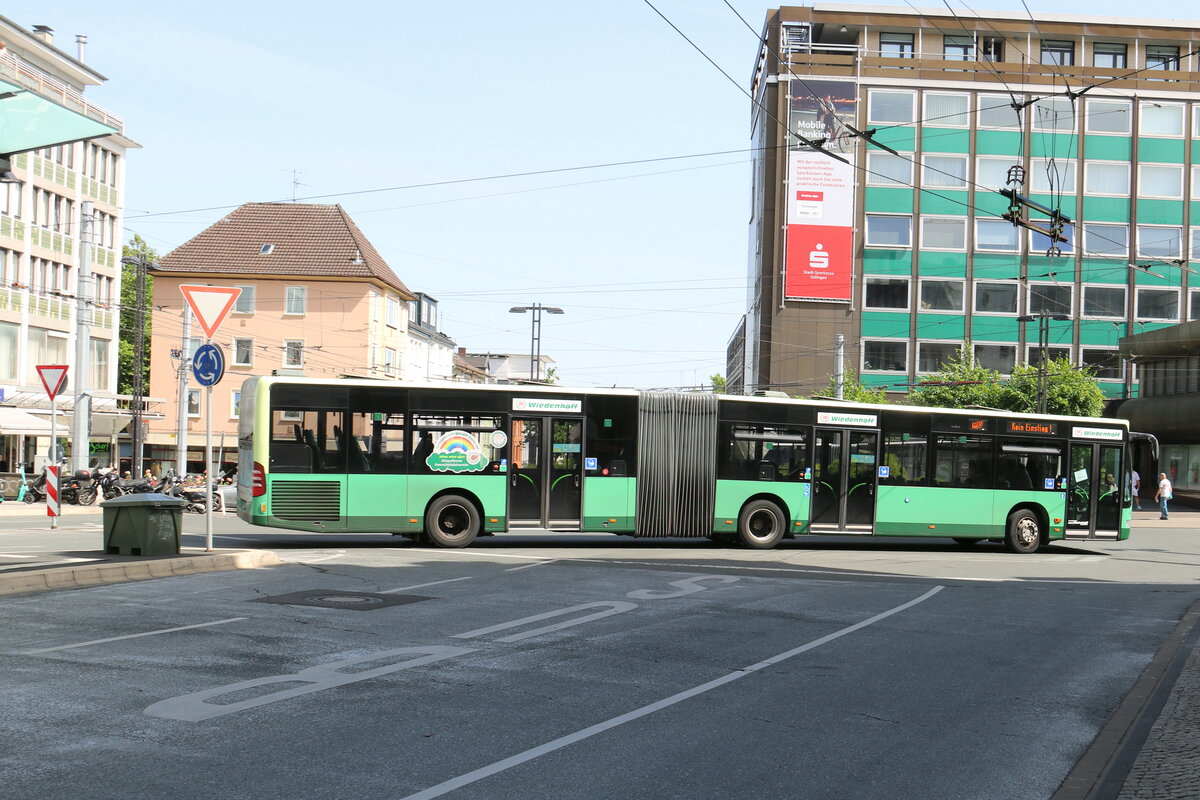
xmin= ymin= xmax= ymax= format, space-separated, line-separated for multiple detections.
xmin=259 ymin=244 xmax=275 ymax=255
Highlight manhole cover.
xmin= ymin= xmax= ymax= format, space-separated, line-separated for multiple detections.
xmin=253 ymin=590 xmax=430 ymax=611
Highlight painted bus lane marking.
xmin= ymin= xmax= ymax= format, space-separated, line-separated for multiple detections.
xmin=144 ymin=573 xmax=744 ymax=721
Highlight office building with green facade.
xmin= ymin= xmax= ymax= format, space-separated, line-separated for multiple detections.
xmin=729 ymin=4 xmax=1199 ymax=400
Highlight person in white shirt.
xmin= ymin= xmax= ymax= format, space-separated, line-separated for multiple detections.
xmin=1155 ymin=473 xmax=1173 ymax=520
xmin=1132 ymin=469 xmax=1141 ymax=510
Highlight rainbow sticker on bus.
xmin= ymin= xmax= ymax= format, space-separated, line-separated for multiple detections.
xmin=426 ymin=430 xmax=486 ymax=473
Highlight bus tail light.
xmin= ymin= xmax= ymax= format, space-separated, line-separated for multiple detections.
xmin=252 ymin=462 xmax=266 ymax=497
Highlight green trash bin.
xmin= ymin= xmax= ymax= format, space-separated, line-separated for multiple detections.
xmin=101 ymin=493 xmax=185 ymax=556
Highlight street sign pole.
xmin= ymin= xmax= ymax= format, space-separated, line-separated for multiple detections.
xmin=205 ymin=362 xmax=214 ymax=552
xmin=48 ymin=395 xmax=58 ymax=529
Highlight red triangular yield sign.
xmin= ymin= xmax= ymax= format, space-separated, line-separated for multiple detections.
xmin=36 ymin=364 xmax=69 ymax=400
xmin=180 ymin=285 xmax=243 ymax=339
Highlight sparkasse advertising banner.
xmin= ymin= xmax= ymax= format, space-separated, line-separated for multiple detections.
xmin=784 ymin=79 xmax=857 ymax=303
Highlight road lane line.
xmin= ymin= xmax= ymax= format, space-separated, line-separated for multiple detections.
xmin=398 ymin=549 xmax=550 ymax=561
xmin=23 ymin=617 xmax=248 ymax=655
xmin=379 ymin=577 xmax=473 ymax=594
xmin=399 ymin=585 xmax=945 ymax=800
xmin=505 ymin=559 xmax=557 ymax=572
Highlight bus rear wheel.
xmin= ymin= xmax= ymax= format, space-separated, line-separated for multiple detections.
xmin=425 ymin=495 xmax=480 ymax=548
xmin=738 ymin=500 xmax=785 ymax=550
xmin=1005 ymin=509 xmax=1041 ymax=554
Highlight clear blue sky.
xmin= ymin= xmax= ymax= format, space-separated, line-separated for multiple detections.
xmin=10 ymin=1 xmax=1192 ymax=389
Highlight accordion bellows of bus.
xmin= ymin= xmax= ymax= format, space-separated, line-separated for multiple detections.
xmin=236 ymin=377 xmax=1149 ymax=553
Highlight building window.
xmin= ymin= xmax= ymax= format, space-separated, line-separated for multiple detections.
xmin=918 ymin=341 xmax=962 ymax=373
xmin=922 ymin=155 xmax=968 ymax=188
xmin=1092 ymin=43 xmax=1127 ymax=69
xmin=1146 ymin=45 xmax=1180 ymax=71
xmin=231 ymin=391 xmax=241 ymax=419
xmin=258 ymin=244 xmax=274 ymax=255
xmin=1081 ymin=349 xmax=1122 ymax=380
xmin=1138 ymin=164 xmax=1184 ymax=199
xmin=0 ymin=321 xmax=15 ymax=382
xmin=1032 ymin=97 xmax=1075 ymax=132
xmin=386 ymin=296 xmax=400 ymax=327
xmin=976 ymin=219 xmax=1019 ymax=252
xmin=863 ymin=340 xmax=907 ymax=372
xmin=1136 ymin=288 xmax=1180 ymax=321
xmin=1192 ymin=228 xmax=1200 ymax=260
xmin=1083 ymin=286 xmax=1126 ymax=318
xmin=974 ymin=344 xmax=1016 ymax=374
xmin=1089 ymin=98 xmax=1132 ymax=134
xmin=866 ymin=152 xmax=912 ymax=186
xmin=1028 ymin=283 xmax=1073 ymax=316
xmin=920 ymin=217 xmax=967 ymax=250
xmin=383 ymin=347 xmax=397 ymax=375
xmin=1190 ymin=289 xmax=1200 ymax=320
xmin=90 ymin=338 xmax=110 ymax=392
xmin=1140 ymin=103 xmax=1184 ymax=136
xmin=1030 ymin=159 xmax=1076 ymax=194
xmin=284 ymin=339 xmax=305 ymax=367
xmin=1084 ymin=162 xmax=1131 ymax=196
xmin=1040 ymin=40 xmax=1075 ymax=66
xmin=919 ymin=279 xmax=964 ymax=312
xmin=1030 ymin=221 xmax=1074 ymax=255
xmin=976 ymin=157 xmax=1017 ymax=190
xmin=867 ymin=90 xmax=916 ymax=124
xmin=943 ymin=35 xmax=974 ymax=61
xmin=864 ymin=277 xmax=910 ymax=310
xmin=187 ymin=389 xmax=200 ymax=417
xmin=233 ymin=338 xmax=253 ymax=367
xmin=1082 ymin=222 xmax=1129 ymax=259
xmin=978 ymin=95 xmax=1020 ymax=129
xmin=1027 ymin=345 xmax=1072 ymax=368
xmin=980 ymin=37 xmax=1004 ymax=62
xmin=865 ymin=214 xmax=912 ymax=247
xmin=975 ymin=282 xmax=1018 ymax=315
xmin=234 ymin=285 xmax=255 ymax=314
xmin=285 ymin=286 xmax=307 ymax=315
xmin=1137 ymin=226 xmax=1183 ymax=258
xmin=879 ymin=32 xmax=914 ymax=58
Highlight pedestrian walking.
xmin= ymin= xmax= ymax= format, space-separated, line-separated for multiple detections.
xmin=1155 ymin=472 xmax=1173 ymax=520
xmin=1132 ymin=469 xmax=1142 ymax=509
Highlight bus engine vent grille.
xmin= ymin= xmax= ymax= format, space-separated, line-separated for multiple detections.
xmin=272 ymin=481 xmax=342 ymax=521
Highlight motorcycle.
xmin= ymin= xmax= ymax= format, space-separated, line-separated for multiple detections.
xmin=162 ymin=474 xmax=212 ymax=514
xmin=21 ymin=465 xmax=97 ymax=505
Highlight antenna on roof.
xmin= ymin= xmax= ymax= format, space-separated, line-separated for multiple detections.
xmin=285 ymin=169 xmax=310 ymax=202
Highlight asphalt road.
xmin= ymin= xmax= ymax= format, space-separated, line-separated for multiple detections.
xmin=2 ymin=512 xmax=1199 ymax=799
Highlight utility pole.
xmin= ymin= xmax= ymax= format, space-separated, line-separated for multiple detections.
xmin=176 ymin=308 xmax=192 ymax=476
xmin=834 ymin=333 xmax=845 ymax=400
xmin=70 ymin=201 xmax=93 ymax=473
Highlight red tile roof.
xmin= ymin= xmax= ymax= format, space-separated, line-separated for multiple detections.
xmin=154 ymin=202 xmax=413 ymax=298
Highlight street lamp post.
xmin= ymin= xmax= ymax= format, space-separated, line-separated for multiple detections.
xmin=1018 ymin=312 xmax=1070 ymax=414
xmin=509 ymin=304 xmax=564 ymax=381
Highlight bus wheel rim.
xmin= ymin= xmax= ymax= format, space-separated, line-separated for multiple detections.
xmin=749 ymin=510 xmax=777 ymax=539
xmin=1017 ymin=517 xmax=1038 ymax=545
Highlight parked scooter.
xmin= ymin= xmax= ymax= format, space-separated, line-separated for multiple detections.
xmin=21 ymin=465 xmax=47 ymax=503
xmin=161 ymin=474 xmax=211 ymax=514
xmin=61 ymin=469 xmax=97 ymax=506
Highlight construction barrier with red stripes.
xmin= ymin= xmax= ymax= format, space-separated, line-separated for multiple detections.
xmin=46 ymin=465 xmax=59 ymax=517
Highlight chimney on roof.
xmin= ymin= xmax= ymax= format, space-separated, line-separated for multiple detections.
xmin=31 ymin=25 xmax=53 ymax=45
xmin=75 ymin=34 xmax=87 ymax=61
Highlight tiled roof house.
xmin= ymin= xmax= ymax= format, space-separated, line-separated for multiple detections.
xmin=144 ymin=202 xmax=417 ymax=475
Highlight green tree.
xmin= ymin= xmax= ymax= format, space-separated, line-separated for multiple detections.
xmin=542 ymin=366 xmax=559 ymax=384
xmin=1005 ymin=357 xmax=1106 ymax=417
xmin=812 ymin=374 xmax=888 ymax=404
xmin=710 ymin=373 xmax=727 ymax=393
xmin=907 ymin=345 xmax=1004 ymax=409
xmin=118 ymin=235 xmax=158 ymax=396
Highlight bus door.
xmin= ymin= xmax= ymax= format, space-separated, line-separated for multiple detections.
xmin=1066 ymin=442 xmax=1122 ymax=539
xmin=509 ymin=417 xmax=583 ymax=530
xmin=811 ymin=428 xmax=878 ymax=533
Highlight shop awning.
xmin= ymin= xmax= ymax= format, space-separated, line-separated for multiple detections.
xmin=0 ymin=405 xmax=52 ymax=435
xmin=0 ymin=77 xmax=118 ymax=154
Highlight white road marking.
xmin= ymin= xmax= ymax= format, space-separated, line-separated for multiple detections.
xmin=453 ymin=602 xmax=638 ymax=642
xmin=505 ymin=559 xmax=556 ymax=572
xmin=379 ymin=577 xmax=473 ymax=594
xmin=399 ymin=586 xmax=945 ymax=800
xmin=0 ymin=553 xmax=37 ymax=559
xmin=399 ymin=548 xmax=550 ymax=561
xmin=23 ymin=617 xmax=248 ymax=655
xmin=273 ymin=550 xmax=346 ymax=564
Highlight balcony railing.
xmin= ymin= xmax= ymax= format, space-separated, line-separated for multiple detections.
xmin=0 ymin=49 xmax=124 ymax=133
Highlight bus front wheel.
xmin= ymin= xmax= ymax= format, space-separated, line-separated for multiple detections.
xmin=1005 ymin=509 xmax=1041 ymax=554
xmin=738 ymin=500 xmax=786 ymax=549
xmin=425 ymin=495 xmax=480 ymax=548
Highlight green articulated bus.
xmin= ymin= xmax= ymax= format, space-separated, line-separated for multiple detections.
xmin=237 ymin=377 xmax=1148 ymax=553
